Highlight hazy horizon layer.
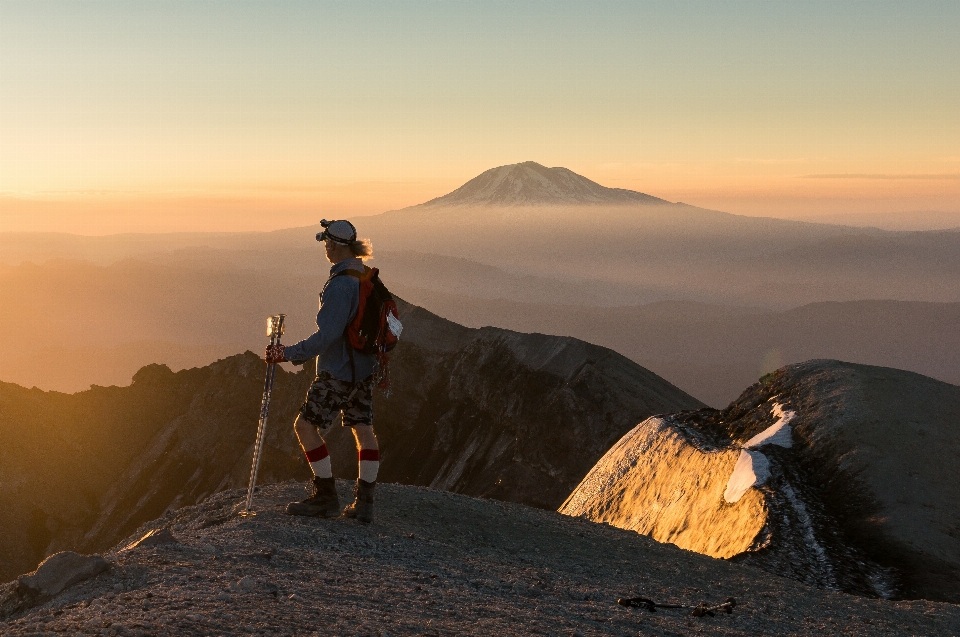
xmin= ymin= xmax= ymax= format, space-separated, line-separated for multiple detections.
xmin=3 ymin=199 xmax=959 ymax=236
xmin=2 ymin=4 xmax=959 ymax=232
xmin=4 ymin=214 xmax=960 ymax=407
xmin=5 ymin=201 xmax=960 ymax=404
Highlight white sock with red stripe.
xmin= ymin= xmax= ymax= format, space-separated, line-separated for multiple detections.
xmin=304 ymin=445 xmax=332 ymax=479
xmin=358 ymin=448 xmax=379 ymax=483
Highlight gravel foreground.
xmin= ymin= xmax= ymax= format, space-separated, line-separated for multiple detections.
xmin=3 ymin=481 xmax=958 ymax=637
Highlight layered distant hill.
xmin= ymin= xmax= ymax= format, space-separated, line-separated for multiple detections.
xmin=3 ymin=161 xmax=960 ymax=401
xmin=4 ymin=256 xmax=960 ymax=407
xmin=384 ymin=287 xmax=960 ymax=406
xmin=5 ymin=162 xmax=959 ymax=308
xmin=785 ymin=209 xmax=960 ymax=232
xmin=0 ymin=300 xmax=700 ymax=583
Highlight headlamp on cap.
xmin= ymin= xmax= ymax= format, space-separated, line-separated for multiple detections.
xmin=316 ymin=219 xmax=357 ymax=245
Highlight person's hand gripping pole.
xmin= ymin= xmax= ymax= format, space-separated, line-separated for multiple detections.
xmin=241 ymin=314 xmax=286 ymax=515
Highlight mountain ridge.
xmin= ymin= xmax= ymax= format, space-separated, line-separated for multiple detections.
xmin=0 ymin=298 xmax=702 ymax=582
xmin=562 ymin=359 xmax=960 ymax=603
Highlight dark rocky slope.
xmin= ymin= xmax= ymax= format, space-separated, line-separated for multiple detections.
xmin=0 ymin=300 xmax=702 ymax=582
xmin=389 ymin=289 xmax=960 ymax=407
xmin=562 ymin=360 xmax=960 ymax=603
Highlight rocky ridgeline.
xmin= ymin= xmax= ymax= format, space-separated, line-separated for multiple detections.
xmin=3 ymin=482 xmax=959 ymax=636
xmin=561 ymin=360 xmax=960 ymax=604
xmin=0 ymin=299 xmax=701 ymax=583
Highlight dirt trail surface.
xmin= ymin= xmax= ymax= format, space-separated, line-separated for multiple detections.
xmin=3 ymin=482 xmax=958 ymax=636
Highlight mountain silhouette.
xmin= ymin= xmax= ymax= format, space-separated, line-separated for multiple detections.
xmin=418 ymin=161 xmax=669 ymax=207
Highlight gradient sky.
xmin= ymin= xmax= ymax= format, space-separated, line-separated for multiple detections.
xmin=2 ymin=1 xmax=959 ymax=233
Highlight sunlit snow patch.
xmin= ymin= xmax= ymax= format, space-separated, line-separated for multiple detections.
xmin=723 ymin=402 xmax=795 ymax=503
xmin=724 ymin=450 xmax=771 ymax=503
xmin=744 ymin=403 xmax=795 ymax=449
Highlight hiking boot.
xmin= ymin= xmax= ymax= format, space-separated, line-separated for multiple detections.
xmin=342 ymin=479 xmax=375 ymax=524
xmin=285 ymin=477 xmax=340 ymax=517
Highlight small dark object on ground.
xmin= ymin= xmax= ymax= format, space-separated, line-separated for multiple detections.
xmin=617 ymin=595 xmax=737 ymax=617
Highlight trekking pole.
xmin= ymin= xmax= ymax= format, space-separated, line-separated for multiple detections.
xmin=240 ymin=314 xmax=286 ymax=516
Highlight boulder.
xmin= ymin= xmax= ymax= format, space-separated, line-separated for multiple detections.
xmin=17 ymin=551 xmax=110 ymax=598
xmin=1 ymin=551 xmax=109 ymax=618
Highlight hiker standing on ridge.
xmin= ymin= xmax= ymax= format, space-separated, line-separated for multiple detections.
xmin=263 ymin=219 xmax=381 ymax=523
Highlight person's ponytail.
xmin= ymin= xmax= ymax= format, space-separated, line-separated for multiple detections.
xmin=350 ymin=237 xmax=374 ymax=259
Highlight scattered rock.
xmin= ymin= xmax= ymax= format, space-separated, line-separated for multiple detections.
xmin=1 ymin=552 xmax=110 ymax=618
xmin=17 ymin=552 xmax=110 ymax=598
xmin=122 ymin=528 xmax=179 ymax=551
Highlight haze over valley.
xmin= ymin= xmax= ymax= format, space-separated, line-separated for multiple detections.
xmin=4 ymin=163 xmax=960 ymax=406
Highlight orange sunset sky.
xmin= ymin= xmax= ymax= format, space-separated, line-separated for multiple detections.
xmin=1 ymin=1 xmax=959 ymax=234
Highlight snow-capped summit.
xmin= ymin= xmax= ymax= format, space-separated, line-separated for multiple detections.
xmin=419 ymin=161 xmax=669 ymax=207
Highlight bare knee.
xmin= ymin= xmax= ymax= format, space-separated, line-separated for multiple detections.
xmin=353 ymin=425 xmax=378 ymax=450
xmin=293 ymin=415 xmax=313 ymax=437
xmin=294 ymin=414 xmax=331 ymax=442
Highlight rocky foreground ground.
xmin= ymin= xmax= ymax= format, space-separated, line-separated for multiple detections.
xmin=3 ymin=481 xmax=959 ymax=636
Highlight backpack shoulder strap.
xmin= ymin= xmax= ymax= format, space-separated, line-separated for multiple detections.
xmin=336 ymin=266 xmax=371 ymax=281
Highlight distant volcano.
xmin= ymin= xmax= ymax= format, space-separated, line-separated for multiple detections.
xmin=419 ymin=161 xmax=669 ymax=207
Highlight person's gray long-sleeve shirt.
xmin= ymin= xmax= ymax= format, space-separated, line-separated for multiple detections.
xmin=283 ymin=257 xmax=376 ymax=382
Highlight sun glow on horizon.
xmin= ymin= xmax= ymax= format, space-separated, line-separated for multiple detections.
xmin=2 ymin=1 xmax=959 ymax=233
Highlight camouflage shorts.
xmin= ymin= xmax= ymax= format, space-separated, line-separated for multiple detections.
xmin=299 ymin=370 xmax=374 ymax=429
